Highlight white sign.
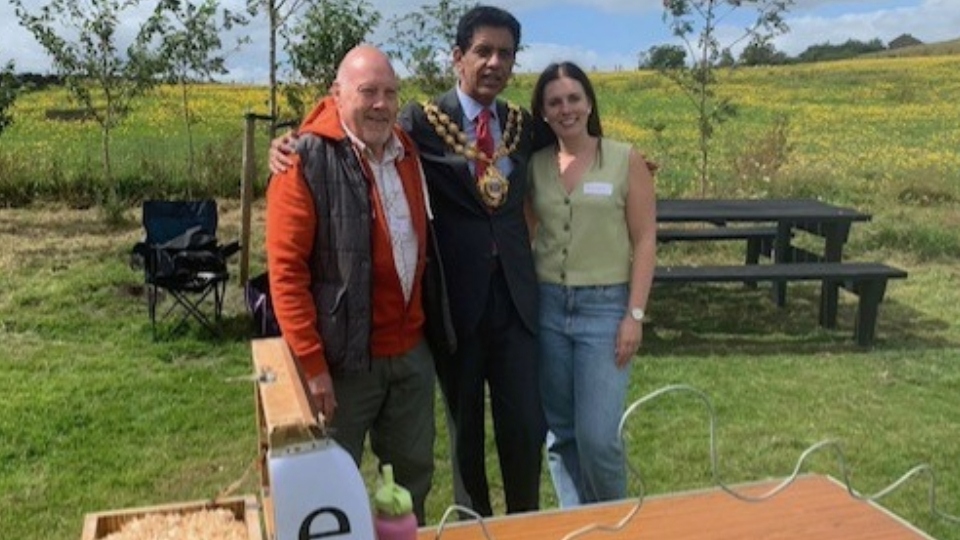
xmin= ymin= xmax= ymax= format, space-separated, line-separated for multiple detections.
xmin=268 ymin=438 xmax=375 ymax=540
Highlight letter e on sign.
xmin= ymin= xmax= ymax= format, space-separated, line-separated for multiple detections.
xmin=269 ymin=439 xmax=375 ymax=540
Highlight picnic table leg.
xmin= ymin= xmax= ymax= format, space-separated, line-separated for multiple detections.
xmin=819 ymin=222 xmax=851 ymax=328
xmin=743 ymin=238 xmax=762 ymax=289
xmin=770 ymin=222 xmax=792 ymax=307
xmin=853 ymin=278 xmax=888 ymax=347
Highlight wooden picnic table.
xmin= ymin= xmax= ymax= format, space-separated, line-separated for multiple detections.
xmin=655 ymin=198 xmax=874 ymax=328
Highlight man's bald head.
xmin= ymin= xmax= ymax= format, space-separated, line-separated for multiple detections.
xmin=336 ymin=44 xmax=397 ymax=86
xmin=332 ymin=45 xmax=400 ymax=157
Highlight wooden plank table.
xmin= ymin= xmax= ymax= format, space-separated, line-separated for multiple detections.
xmin=418 ymin=475 xmax=933 ymax=540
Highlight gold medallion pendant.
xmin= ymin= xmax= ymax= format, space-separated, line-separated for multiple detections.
xmin=477 ymin=165 xmax=509 ymax=208
xmin=424 ymin=101 xmax=524 ymax=210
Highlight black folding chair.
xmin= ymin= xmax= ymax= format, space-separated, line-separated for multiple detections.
xmin=131 ymin=199 xmax=240 ymax=338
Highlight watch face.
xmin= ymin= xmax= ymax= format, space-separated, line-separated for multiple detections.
xmin=631 ymin=308 xmax=645 ymax=321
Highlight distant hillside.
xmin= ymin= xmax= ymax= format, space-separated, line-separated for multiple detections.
xmin=865 ymin=36 xmax=960 ymax=58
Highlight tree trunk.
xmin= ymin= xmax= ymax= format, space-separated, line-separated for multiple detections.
xmin=180 ymin=77 xmax=195 ymax=197
xmin=269 ymin=0 xmax=278 ymax=138
xmin=102 ymin=99 xmax=112 ymax=185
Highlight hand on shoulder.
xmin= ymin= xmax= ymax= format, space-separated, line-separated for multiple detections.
xmin=269 ymin=130 xmax=299 ymax=175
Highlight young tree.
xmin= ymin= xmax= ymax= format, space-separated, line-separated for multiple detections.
xmin=246 ymin=0 xmax=310 ymax=135
xmin=281 ymin=0 xmax=380 ymax=119
xmin=387 ymin=0 xmax=473 ymax=95
xmin=660 ymin=0 xmax=793 ymax=195
xmin=0 ymin=61 xmax=21 ymax=137
xmin=12 ymin=0 xmax=163 ymax=185
xmin=150 ymin=0 xmax=252 ymax=187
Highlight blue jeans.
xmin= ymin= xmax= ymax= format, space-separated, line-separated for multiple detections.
xmin=539 ymin=282 xmax=630 ymax=507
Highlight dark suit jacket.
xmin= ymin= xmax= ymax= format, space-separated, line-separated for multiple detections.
xmin=400 ymin=89 xmax=539 ymax=339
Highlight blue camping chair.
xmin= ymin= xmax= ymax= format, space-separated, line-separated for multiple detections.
xmin=131 ymin=199 xmax=240 ymax=338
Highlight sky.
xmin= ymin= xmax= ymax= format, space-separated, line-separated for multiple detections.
xmin=1 ymin=0 xmax=958 ymax=83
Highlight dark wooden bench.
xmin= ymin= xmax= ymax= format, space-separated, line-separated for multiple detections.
xmin=657 ymin=226 xmax=779 ymax=266
xmin=653 ymin=262 xmax=908 ymax=346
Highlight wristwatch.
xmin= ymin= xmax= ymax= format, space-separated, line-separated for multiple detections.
xmin=629 ymin=307 xmax=645 ymax=322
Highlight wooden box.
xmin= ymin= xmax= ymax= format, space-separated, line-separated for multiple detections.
xmin=81 ymin=495 xmax=262 ymax=540
xmin=250 ymin=337 xmax=318 ymax=539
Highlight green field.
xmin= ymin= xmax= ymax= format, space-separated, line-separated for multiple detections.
xmin=2 ymin=55 xmax=960 ymax=540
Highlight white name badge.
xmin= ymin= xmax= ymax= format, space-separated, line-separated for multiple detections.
xmin=582 ymin=182 xmax=614 ymax=196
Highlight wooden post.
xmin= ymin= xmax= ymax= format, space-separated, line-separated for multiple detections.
xmin=240 ymin=113 xmax=257 ymax=288
xmin=240 ymin=112 xmax=276 ymax=287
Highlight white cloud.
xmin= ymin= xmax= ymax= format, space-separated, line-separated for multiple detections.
xmin=517 ymin=42 xmax=638 ymax=74
xmin=775 ymin=0 xmax=960 ymax=55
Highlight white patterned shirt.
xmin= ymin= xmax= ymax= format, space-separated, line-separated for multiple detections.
xmin=344 ymin=126 xmax=418 ymax=303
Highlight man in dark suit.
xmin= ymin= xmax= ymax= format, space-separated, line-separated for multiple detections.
xmin=398 ymin=5 xmax=546 ymax=517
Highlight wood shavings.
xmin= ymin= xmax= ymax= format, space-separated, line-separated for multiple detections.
xmin=103 ymin=508 xmax=248 ymax=540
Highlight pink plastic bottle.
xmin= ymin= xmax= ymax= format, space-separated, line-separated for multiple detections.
xmin=373 ymin=464 xmax=417 ymax=540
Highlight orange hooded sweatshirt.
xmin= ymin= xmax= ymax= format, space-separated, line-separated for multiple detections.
xmin=266 ymin=96 xmax=428 ymax=380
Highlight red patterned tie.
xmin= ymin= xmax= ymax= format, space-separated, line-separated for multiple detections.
xmin=475 ymin=108 xmax=494 ymax=180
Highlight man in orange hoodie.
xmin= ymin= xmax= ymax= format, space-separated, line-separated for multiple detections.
xmin=265 ymin=45 xmax=435 ymax=523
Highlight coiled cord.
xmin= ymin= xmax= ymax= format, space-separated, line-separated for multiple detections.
xmin=619 ymin=383 xmax=959 ymax=522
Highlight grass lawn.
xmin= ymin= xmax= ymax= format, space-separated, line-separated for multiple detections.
xmin=1 ymin=198 xmax=959 ymax=540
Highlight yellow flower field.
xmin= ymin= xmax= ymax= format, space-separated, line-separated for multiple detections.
xmin=1 ymin=54 xmax=959 ymax=205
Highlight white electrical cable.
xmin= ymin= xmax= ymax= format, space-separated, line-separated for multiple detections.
xmin=618 ymin=384 xmax=960 ymax=522
xmin=431 ymin=504 xmax=495 ymax=539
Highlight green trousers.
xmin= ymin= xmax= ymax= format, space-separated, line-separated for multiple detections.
xmin=330 ymin=339 xmax=436 ymax=523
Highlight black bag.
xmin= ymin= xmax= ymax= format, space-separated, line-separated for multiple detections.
xmin=245 ymin=272 xmax=281 ymax=338
xmin=133 ymin=226 xmax=225 ymax=285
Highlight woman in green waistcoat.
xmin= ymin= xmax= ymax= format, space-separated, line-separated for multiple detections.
xmin=526 ymin=61 xmax=657 ymax=507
